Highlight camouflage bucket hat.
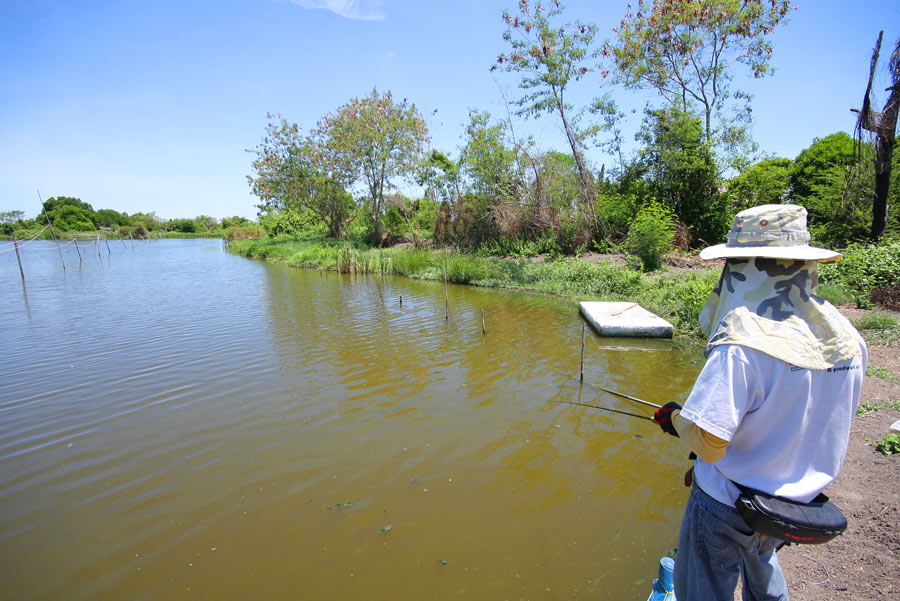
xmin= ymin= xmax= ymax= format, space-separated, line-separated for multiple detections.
xmin=699 ymin=204 xmax=841 ymax=263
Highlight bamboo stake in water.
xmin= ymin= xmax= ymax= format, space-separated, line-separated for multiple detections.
xmin=72 ymin=234 xmax=83 ymax=263
xmin=481 ymin=308 xmax=486 ymax=334
xmin=444 ymin=271 xmax=449 ymax=321
xmin=38 ymin=191 xmax=65 ymax=271
xmin=13 ymin=235 xmax=25 ymax=284
xmin=399 ymin=295 xmax=402 ymax=307
xmin=104 ymin=237 xmax=111 ymax=255
xmin=96 ymin=233 xmax=102 ymax=259
xmin=580 ymin=323 xmax=586 ymax=381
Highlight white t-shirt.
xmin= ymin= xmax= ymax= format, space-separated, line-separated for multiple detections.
xmin=680 ymin=337 xmax=867 ymax=506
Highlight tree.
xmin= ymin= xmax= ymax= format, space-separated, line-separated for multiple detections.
xmin=636 ymin=107 xmax=728 ymax=246
xmin=493 ymin=0 xmax=604 ymax=232
xmin=789 ymin=132 xmax=857 ymax=202
xmin=95 ymin=208 xmax=128 ymax=228
xmin=609 ymin=0 xmax=793 ymax=159
xmin=790 ymin=132 xmax=871 ymax=247
xmin=458 ymin=110 xmax=524 ymax=244
xmin=855 ymin=31 xmax=900 ymax=241
xmin=727 ymin=157 xmax=791 ymax=211
xmin=0 ymin=210 xmax=25 ymax=223
xmin=315 ymin=89 xmax=428 ymax=245
xmin=248 ymin=114 xmax=358 ymax=239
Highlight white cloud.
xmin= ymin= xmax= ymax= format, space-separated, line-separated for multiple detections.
xmin=285 ymin=0 xmax=385 ymax=21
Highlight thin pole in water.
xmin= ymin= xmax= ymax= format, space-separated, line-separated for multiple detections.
xmin=399 ymin=295 xmax=402 ymax=307
xmin=38 ymin=191 xmax=65 ymax=271
xmin=580 ymin=324 xmax=586 ymax=381
xmin=444 ymin=271 xmax=449 ymax=321
xmin=481 ymin=308 xmax=486 ymax=334
xmin=104 ymin=237 xmax=111 ymax=255
xmin=13 ymin=234 xmax=25 ymax=284
xmin=72 ymin=234 xmax=83 ymax=263
xmin=96 ymin=233 xmax=102 ymax=259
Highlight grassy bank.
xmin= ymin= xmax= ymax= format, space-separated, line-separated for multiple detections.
xmin=229 ymin=236 xmax=721 ymax=338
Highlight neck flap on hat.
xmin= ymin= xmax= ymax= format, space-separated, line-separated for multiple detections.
xmin=699 ymin=258 xmax=860 ymax=370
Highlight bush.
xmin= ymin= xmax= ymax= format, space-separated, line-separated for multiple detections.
xmin=624 ymin=201 xmax=675 ymax=271
xmin=224 ymin=224 xmax=266 ymax=241
xmin=871 ymin=282 xmax=900 ymax=312
xmin=819 ymin=242 xmax=900 ymax=307
xmin=261 ymin=209 xmax=325 ymax=237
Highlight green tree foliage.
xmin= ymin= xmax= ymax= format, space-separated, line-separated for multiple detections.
xmin=248 ymin=114 xmax=358 ymax=239
xmin=789 ymin=132 xmax=857 ymax=201
xmin=94 ymin=208 xmax=128 ymax=228
xmin=609 ymin=0 xmax=793 ymax=161
xmin=636 ymin=108 xmax=728 ymax=246
xmin=221 ymin=216 xmax=250 ymax=229
xmin=727 ymin=157 xmax=791 ymax=211
xmin=314 ymin=89 xmax=428 ymax=245
xmin=260 ymin=208 xmax=325 ymax=237
xmin=493 ymin=0 xmax=602 ymax=229
xmin=789 ymin=132 xmax=871 ymax=247
xmin=41 ymin=198 xmax=97 ymax=232
xmin=0 ymin=210 xmax=25 ymax=223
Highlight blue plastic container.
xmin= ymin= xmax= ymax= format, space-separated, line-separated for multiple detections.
xmin=646 ymin=556 xmax=676 ymax=601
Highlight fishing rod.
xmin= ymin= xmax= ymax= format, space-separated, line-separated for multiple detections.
xmin=591 ymin=383 xmax=662 ymax=410
xmin=548 ymin=399 xmax=653 ymax=421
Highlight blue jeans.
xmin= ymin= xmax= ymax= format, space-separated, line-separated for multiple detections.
xmin=674 ymin=483 xmax=789 ymax=601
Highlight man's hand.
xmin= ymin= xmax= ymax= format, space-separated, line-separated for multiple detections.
xmin=653 ymin=402 xmax=682 ymax=437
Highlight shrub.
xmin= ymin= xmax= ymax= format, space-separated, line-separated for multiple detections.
xmin=871 ymin=282 xmax=900 ymax=312
xmin=624 ymin=201 xmax=675 ymax=271
xmin=819 ymin=242 xmax=900 ymax=307
xmin=224 ymin=224 xmax=266 ymax=241
xmin=873 ymin=432 xmax=900 ymax=455
xmin=261 ymin=209 xmax=324 ymax=237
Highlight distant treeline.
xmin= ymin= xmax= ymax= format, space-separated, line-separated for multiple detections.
xmin=0 ymin=197 xmax=263 ymax=241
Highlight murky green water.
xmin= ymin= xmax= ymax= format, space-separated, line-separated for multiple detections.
xmin=0 ymin=239 xmax=704 ymax=600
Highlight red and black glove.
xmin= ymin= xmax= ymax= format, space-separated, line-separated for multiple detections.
xmin=653 ymin=402 xmax=682 ymax=437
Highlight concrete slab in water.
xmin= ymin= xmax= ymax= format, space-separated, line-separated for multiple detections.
xmin=579 ymin=301 xmax=674 ymax=339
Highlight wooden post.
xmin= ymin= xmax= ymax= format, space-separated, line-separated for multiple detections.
xmin=444 ymin=272 xmax=449 ymax=321
xmin=39 ymin=200 xmax=65 ymax=271
xmin=399 ymin=295 xmax=402 ymax=307
xmin=481 ymin=308 xmax=486 ymax=334
xmin=96 ymin=233 xmax=102 ymax=259
xmin=129 ymin=234 xmax=134 ymax=249
xmin=73 ymin=234 xmax=83 ymax=263
xmin=13 ymin=234 xmax=25 ymax=284
xmin=580 ymin=324 xmax=586 ymax=382
xmin=104 ymin=237 xmax=111 ymax=255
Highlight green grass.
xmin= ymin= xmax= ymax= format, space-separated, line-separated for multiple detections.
xmin=851 ymin=310 xmax=900 ymax=347
xmin=867 ymin=365 xmax=897 ymax=381
xmin=228 ymin=237 xmax=721 ymax=338
xmin=856 ymin=399 xmax=900 ymax=417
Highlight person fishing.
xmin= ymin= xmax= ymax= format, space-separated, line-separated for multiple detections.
xmin=651 ymin=204 xmax=867 ymax=601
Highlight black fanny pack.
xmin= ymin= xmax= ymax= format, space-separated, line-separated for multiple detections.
xmin=734 ymin=484 xmax=847 ymax=544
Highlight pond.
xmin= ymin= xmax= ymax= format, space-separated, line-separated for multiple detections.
xmin=0 ymin=238 xmax=704 ymax=601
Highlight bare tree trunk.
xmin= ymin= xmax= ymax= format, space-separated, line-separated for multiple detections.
xmin=856 ymin=32 xmax=900 ymax=241
xmin=556 ymin=103 xmax=609 ymax=237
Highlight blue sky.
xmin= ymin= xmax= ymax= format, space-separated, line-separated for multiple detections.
xmin=2 ymin=0 xmax=898 ymax=221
